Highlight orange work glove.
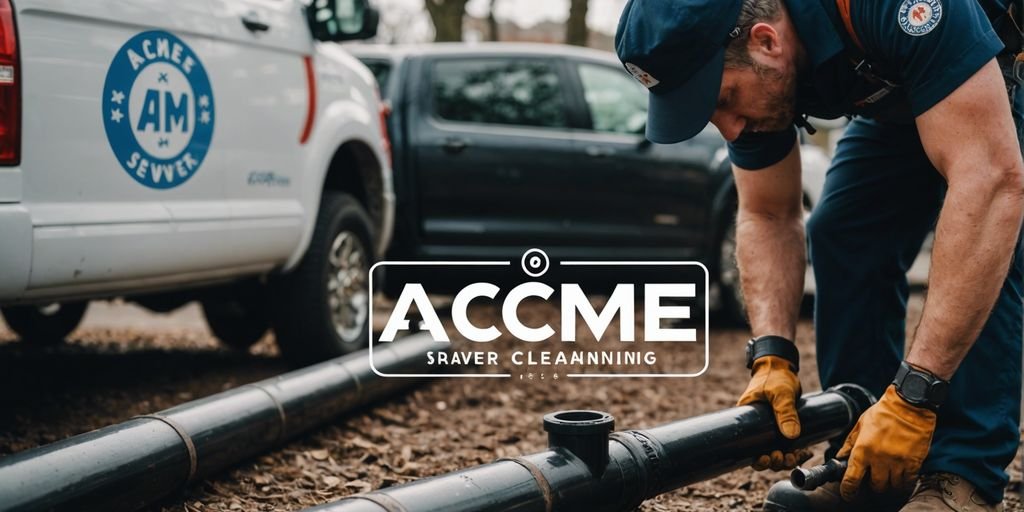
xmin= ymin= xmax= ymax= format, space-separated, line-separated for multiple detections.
xmin=837 ymin=385 xmax=937 ymax=500
xmin=737 ymin=355 xmax=810 ymax=470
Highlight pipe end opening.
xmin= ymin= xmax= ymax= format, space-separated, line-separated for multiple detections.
xmin=790 ymin=468 xmax=809 ymax=488
xmin=543 ymin=410 xmax=614 ymax=435
xmin=543 ymin=410 xmax=614 ymax=478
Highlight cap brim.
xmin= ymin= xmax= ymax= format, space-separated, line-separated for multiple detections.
xmin=645 ymin=48 xmax=724 ymax=144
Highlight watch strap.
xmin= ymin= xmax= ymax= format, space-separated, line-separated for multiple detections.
xmin=746 ymin=335 xmax=799 ymax=373
xmin=892 ymin=361 xmax=949 ymax=411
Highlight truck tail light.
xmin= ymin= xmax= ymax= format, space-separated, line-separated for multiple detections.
xmin=376 ymin=86 xmax=391 ymax=169
xmin=0 ymin=0 xmax=19 ymax=165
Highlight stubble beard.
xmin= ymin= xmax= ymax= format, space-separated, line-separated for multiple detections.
xmin=748 ymin=61 xmax=797 ymax=133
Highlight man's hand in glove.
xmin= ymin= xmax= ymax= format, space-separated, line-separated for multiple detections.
xmin=837 ymin=385 xmax=937 ymax=500
xmin=737 ymin=355 xmax=811 ymax=470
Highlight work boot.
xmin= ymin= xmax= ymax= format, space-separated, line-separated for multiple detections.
xmin=900 ymin=473 xmax=1003 ymax=511
xmin=763 ymin=479 xmax=910 ymax=511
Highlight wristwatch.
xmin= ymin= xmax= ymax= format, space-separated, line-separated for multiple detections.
xmin=892 ymin=361 xmax=950 ymax=411
xmin=746 ymin=335 xmax=799 ymax=373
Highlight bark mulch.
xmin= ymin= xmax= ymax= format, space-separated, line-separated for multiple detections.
xmin=0 ymin=296 xmax=1020 ymax=511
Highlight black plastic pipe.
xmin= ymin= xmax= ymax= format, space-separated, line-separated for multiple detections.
xmin=304 ymin=384 xmax=875 ymax=512
xmin=0 ymin=334 xmax=443 ymax=512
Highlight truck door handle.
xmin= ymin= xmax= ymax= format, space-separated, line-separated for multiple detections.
xmin=241 ymin=15 xmax=270 ymax=33
xmin=441 ymin=138 xmax=468 ymax=155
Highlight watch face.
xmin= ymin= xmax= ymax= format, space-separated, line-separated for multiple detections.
xmin=903 ymin=373 xmax=930 ymax=400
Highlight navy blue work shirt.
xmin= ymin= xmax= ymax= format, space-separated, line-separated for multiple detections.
xmin=727 ymin=0 xmax=1009 ymax=170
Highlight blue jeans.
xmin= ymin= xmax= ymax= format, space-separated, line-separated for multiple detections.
xmin=807 ymin=84 xmax=1024 ymax=503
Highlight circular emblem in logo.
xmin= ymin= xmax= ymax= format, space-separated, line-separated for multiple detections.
xmin=102 ymin=30 xmax=215 ymax=189
xmin=521 ymin=248 xmax=550 ymax=278
xmin=898 ymin=0 xmax=943 ymax=36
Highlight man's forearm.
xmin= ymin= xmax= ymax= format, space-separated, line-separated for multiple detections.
xmin=731 ymin=142 xmax=806 ymax=340
xmin=907 ymin=172 xmax=1024 ymax=380
xmin=736 ymin=210 xmax=806 ymax=340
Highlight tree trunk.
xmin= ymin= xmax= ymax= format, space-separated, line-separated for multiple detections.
xmin=566 ymin=0 xmax=588 ymax=47
xmin=487 ymin=0 xmax=500 ymax=41
xmin=425 ymin=0 xmax=469 ymax=42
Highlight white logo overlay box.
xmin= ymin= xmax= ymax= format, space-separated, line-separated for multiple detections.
xmin=369 ymin=249 xmax=709 ymax=379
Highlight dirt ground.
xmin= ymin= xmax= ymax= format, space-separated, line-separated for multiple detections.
xmin=0 ymin=296 xmax=1021 ymax=512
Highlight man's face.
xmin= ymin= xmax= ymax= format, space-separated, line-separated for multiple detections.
xmin=709 ymin=60 xmax=797 ymax=142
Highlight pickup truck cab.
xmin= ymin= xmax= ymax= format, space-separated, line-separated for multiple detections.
xmin=348 ymin=43 xmax=832 ymax=321
xmin=0 ymin=0 xmax=392 ymax=362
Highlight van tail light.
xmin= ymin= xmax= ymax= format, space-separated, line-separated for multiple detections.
xmin=0 ymin=0 xmax=19 ymax=165
xmin=299 ymin=55 xmax=316 ymax=145
xmin=376 ymin=86 xmax=392 ymax=169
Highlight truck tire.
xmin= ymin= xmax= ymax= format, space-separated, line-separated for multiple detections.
xmin=718 ymin=199 xmax=814 ymax=325
xmin=201 ymin=296 xmax=270 ymax=350
xmin=1 ymin=301 xmax=88 ymax=345
xmin=718 ymin=209 xmax=748 ymax=326
xmin=272 ymin=192 xmax=374 ymax=364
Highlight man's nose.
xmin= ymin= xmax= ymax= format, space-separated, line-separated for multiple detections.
xmin=711 ymin=112 xmax=745 ymax=142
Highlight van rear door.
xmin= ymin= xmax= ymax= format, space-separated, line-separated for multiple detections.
xmin=14 ymin=0 xmax=232 ymax=296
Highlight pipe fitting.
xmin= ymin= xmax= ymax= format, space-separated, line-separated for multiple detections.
xmin=827 ymin=383 xmax=876 ymax=418
xmin=543 ymin=410 xmax=615 ymax=477
xmin=791 ymin=458 xmax=847 ymax=491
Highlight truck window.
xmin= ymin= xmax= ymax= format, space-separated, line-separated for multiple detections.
xmin=577 ymin=63 xmax=648 ymax=135
xmin=360 ymin=59 xmax=392 ymax=97
xmin=432 ymin=59 xmax=568 ymax=129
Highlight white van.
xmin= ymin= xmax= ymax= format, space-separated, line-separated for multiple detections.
xmin=0 ymin=0 xmax=393 ymax=363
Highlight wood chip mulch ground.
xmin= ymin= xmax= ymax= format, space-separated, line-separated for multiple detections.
xmin=0 ymin=295 xmax=1020 ymax=511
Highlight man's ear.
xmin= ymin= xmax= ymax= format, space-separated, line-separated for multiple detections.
xmin=747 ymin=22 xmax=782 ymax=58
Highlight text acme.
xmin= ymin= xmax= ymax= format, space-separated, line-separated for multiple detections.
xmin=378 ymin=282 xmax=699 ymax=344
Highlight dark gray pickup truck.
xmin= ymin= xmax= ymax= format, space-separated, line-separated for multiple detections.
xmin=348 ymin=42 xmax=830 ymax=320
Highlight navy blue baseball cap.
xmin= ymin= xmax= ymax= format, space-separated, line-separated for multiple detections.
xmin=615 ymin=0 xmax=744 ymax=143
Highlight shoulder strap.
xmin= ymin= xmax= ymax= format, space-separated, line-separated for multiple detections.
xmin=836 ymin=0 xmax=866 ymax=52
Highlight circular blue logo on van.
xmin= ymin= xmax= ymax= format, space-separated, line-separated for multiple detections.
xmin=102 ymin=30 xmax=215 ymax=189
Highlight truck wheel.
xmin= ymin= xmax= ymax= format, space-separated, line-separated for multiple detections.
xmin=1 ymin=301 xmax=88 ymax=345
xmin=718 ymin=210 xmax=748 ymax=325
xmin=273 ymin=192 xmax=373 ymax=364
xmin=718 ymin=199 xmax=813 ymax=325
xmin=201 ymin=296 xmax=270 ymax=350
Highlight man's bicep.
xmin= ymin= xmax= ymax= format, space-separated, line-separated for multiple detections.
xmin=733 ymin=140 xmax=803 ymax=219
xmin=858 ymin=0 xmax=1003 ymax=117
xmin=916 ymin=59 xmax=1021 ymax=183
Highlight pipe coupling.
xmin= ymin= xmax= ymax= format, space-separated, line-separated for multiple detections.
xmin=543 ymin=410 xmax=615 ymax=477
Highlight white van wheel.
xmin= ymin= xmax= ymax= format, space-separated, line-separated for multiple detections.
xmin=201 ymin=296 xmax=271 ymax=350
xmin=272 ymin=192 xmax=374 ymax=364
xmin=1 ymin=302 xmax=88 ymax=345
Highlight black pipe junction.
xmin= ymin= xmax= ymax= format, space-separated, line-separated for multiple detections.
xmin=303 ymin=384 xmax=875 ymax=512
